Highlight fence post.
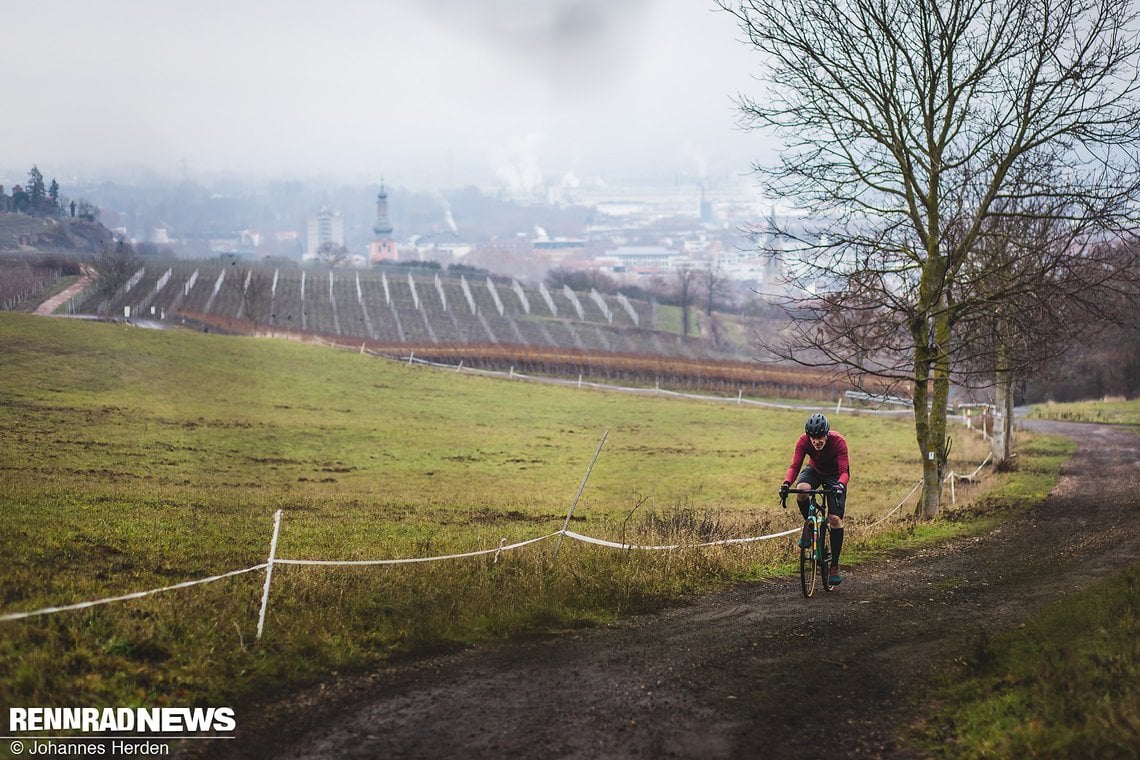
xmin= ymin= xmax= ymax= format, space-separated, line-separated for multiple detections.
xmin=256 ymin=510 xmax=283 ymax=641
xmin=553 ymin=430 xmax=608 ymax=561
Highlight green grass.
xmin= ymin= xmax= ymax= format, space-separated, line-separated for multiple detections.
xmin=1028 ymin=397 xmax=1140 ymax=426
xmin=653 ymin=303 xmax=694 ymax=336
xmin=0 ymin=311 xmax=1001 ymax=723
xmin=954 ymin=434 xmax=1076 ymax=515
xmin=900 ymin=431 xmax=1138 ymax=758
xmin=911 ymin=565 xmax=1140 ymax=757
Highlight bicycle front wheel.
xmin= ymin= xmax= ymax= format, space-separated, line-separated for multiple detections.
xmin=799 ymin=524 xmax=817 ymax=598
xmin=819 ymin=525 xmax=834 ymax=592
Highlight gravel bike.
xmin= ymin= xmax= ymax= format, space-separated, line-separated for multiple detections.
xmin=781 ymin=487 xmax=835 ymax=598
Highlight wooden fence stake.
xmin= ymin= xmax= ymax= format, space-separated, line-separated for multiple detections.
xmin=553 ymin=430 xmax=608 ymax=561
xmin=256 ymin=509 xmax=283 ymax=641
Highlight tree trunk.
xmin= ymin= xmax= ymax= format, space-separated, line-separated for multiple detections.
xmin=913 ymin=307 xmax=952 ymax=519
xmin=917 ymin=379 xmax=951 ymax=518
xmin=992 ymin=343 xmax=1014 ymax=467
xmin=1002 ymin=387 xmax=1015 ymax=463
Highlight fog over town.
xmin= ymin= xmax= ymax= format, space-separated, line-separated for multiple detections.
xmin=7 ymin=0 xmax=768 ymax=183
xmin=2 ymin=0 xmax=792 ymax=281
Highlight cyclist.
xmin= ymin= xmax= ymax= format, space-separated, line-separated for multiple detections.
xmin=780 ymin=413 xmax=849 ymax=586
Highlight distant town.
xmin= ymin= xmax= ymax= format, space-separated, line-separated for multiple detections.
xmin=0 ymin=165 xmax=790 ymax=293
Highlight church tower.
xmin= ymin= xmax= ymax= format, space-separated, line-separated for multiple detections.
xmin=369 ymin=179 xmax=397 ymax=264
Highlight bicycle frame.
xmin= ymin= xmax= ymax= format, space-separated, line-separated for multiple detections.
xmin=781 ymin=487 xmax=834 ymax=598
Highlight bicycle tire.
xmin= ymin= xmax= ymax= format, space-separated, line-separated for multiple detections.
xmin=819 ymin=524 xmax=834 ymax=592
xmin=799 ymin=521 xmax=817 ymax=598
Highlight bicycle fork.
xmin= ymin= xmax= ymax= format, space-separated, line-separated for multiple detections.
xmin=810 ymin=506 xmax=829 ymax=567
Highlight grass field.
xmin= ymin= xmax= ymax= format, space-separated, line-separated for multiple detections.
xmin=0 ymin=311 xmax=1004 ymax=727
xmin=913 ymin=565 xmax=1140 ymax=757
xmin=1028 ymin=397 xmax=1140 ymax=426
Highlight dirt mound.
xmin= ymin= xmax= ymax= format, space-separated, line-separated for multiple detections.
xmin=178 ymin=420 xmax=1139 ymax=759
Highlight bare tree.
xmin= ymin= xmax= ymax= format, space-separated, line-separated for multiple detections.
xmin=720 ymin=0 xmax=1140 ymax=516
xmin=546 ymin=267 xmax=619 ymax=294
xmin=91 ymin=241 xmax=142 ymax=318
xmin=701 ymin=261 xmax=731 ymax=316
xmin=1029 ymin=299 xmax=1140 ymax=400
xmin=76 ymin=200 xmax=99 ymax=222
xmin=947 ymin=158 xmax=1140 ymax=465
xmin=674 ymin=266 xmax=701 ymax=338
xmin=315 ymin=241 xmax=350 ymax=267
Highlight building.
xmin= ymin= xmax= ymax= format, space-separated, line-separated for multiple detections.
xmin=595 ymin=245 xmax=685 ymax=276
xmin=533 ymin=238 xmax=586 ymax=264
xmin=305 ymin=207 xmax=344 ymax=259
xmin=369 ymin=181 xmax=397 ymax=264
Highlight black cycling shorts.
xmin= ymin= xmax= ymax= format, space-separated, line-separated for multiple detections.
xmin=795 ymin=465 xmax=846 ymax=518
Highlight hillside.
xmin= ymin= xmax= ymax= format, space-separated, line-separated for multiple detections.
xmin=59 ymin=256 xmax=851 ymax=398
xmin=0 ymin=212 xmax=115 ymax=253
xmin=71 ymin=257 xmax=750 ymax=356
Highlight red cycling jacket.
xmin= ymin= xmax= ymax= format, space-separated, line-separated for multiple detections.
xmin=784 ymin=431 xmax=850 ymax=486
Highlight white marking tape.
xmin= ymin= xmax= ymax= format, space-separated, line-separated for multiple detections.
xmin=965 ymin=453 xmax=993 ymax=479
xmin=560 ymin=526 xmax=800 ymax=551
xmin=273 ymin=533 xmax=557 ymax=566
xmin=862 ymin=480 xmax=924 ymax=531
xmin=3 ymin=443 xmax=993 ymax=624
xmin=0 ymin=564 xmax=268 ymax=622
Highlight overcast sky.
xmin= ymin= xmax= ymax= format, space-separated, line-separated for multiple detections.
xmin=4 ymin=0 xmax=772 ymax=190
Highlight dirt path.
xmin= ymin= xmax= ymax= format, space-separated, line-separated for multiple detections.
xmin=187 ymin=420 xmax=1139 ymax=759
xmin=33 ymin=266 xmax=95 ymax=315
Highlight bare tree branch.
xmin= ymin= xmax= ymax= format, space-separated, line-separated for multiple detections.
xmin=721 ymin=0 xmax=1140 ymax=516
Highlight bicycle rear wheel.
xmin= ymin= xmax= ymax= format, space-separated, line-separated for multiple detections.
xmin=799 ymin=523 xmax=817 ymax=598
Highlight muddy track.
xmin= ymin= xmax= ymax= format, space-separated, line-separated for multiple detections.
xmin=183 ymin=420 xmax=1140 ymax=759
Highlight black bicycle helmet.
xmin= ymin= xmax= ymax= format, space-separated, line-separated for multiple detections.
xmin=805 ymin=413 xmax=830 ymax=436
